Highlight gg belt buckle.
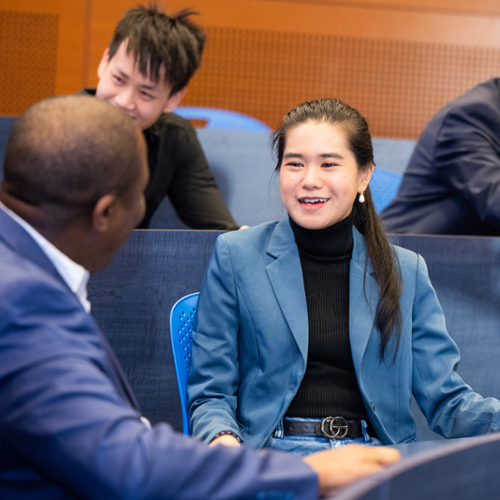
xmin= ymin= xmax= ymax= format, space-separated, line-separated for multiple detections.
xmin=321 ymin=416 xmax=349 ymax=439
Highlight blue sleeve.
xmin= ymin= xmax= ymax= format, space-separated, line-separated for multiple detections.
xmin=0 ymin=263 xmax=318 ymax=499
xmin=187 ymin=234 xmax=244 ymax=443
xmin=411 ymin=254 xmax=500 ymax=437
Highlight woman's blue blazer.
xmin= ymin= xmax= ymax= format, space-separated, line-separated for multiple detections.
xmin=187 ymin=220 xmax=500 ymax=450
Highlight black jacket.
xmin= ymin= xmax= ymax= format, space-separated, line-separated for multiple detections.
xmin=382 ymin=78 xmax=500 ymax=236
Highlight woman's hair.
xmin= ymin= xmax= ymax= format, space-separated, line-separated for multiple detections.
xmin=272 ymin=98 xmax=402 ymax=359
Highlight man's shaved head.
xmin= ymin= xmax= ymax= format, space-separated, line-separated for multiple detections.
xmin=2 ymin=96 xmax=145 ymax=230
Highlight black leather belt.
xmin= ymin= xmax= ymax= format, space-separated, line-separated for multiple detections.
xmin=283 ymin=417 xmax=363 ymax=439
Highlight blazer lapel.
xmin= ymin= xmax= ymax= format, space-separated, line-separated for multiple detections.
xmin=98 ymin=333 xmax=141 ymax=411
xmin=0 ymin=208 xmax=64 ymax=284
xmin=0 ymin=208 xmax=141 ymax=411
xmin=349 ymin=228 xmax=380 ymax=374
xmin=265 ymin=221 xmax=309 ymax=363
xmin=264 ymin=223 xmax=381 ymax=367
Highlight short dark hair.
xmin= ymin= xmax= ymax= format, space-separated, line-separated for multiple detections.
xmin=273 ymin=98 xmax=403 ymax=360
xmin=2 ymin=96 xmax=144 ymax=229
xmin=108 ymin=4 xmax=206 ymax=95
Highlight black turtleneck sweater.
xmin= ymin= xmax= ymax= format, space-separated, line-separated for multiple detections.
xmin=286 ymin=210 xmax=369 ymax=422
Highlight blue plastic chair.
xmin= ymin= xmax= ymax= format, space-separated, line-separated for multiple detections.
xmin=169 ymin=292 xmax=199 ymax=435
xmin=370 ymin=168 xmax=403 ymax=213
xmin=174 ymin=106 xmax=271 ymax=132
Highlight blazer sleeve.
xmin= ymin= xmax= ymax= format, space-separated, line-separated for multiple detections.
xmin=0 ymin=268 xmax=318 ymax=499
xmin=411 ymin=254 xmax=500 ymax=437
xmin=434 ymin=100 xmax=500 ymax=229
xmin=187 ymin=234 xmax=244 ymax=443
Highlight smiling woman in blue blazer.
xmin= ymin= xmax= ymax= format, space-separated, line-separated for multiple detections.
xmin=187 ymin=99 xmax=500 ymax=456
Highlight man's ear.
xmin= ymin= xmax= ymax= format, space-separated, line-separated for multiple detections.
xmin=91 ymin=194 xmax=117 ymax=232
xmin=163 ymin=87 xmax=188 ymax=113
xmin=97 ymin=48 xmax=110 ymax=79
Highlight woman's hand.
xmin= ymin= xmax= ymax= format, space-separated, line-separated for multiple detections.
xmin=209 ymin=435 xmax=241 ymax=447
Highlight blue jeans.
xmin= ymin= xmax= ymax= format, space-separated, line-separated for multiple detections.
xmin=266 ymin=417 xmax=382 ymax=457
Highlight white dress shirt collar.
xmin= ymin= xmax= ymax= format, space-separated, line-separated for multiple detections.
xmin=0 ymin=202 xmax=91 ymax=313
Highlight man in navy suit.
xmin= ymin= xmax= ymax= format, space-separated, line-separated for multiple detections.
xmin=382 ymin=78 xmax=500 ymax=235
xmin=0 ymin=96 xmax=398 ymax=500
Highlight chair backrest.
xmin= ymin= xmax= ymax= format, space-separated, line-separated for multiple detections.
xmin=174 ymin=106 xmax=271 ymax=132
xmin=169 ymin=292 xmax=199 ymax=435
xmin=370 ymin=167 xmax=402 ymax=213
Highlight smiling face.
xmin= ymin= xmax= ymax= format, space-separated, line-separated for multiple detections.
xmin=95 ymin=41 xmax=186 ymax=130
xmin=280 ymin=121 xmax=373 ymax=230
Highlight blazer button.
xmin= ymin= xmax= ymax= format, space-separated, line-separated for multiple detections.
xmin=370 ymin=402 xmax=376 ymax=411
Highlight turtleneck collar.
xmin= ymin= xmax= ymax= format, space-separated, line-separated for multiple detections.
xmin=289 ymin=206 xmax=356 ymax=259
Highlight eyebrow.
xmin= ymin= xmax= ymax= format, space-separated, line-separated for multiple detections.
xmin=116 ymin=70 xmax=130 ymax=80
xmin=115 ymin=68 xmax=158 ymax=91
xmin=140 ymin=83 xmax=158 ymax=91
xmin=283 ymin=152 xmax=344 ymax=160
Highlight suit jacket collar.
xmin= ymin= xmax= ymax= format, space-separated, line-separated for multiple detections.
xmin=0 ymin=207 xmax=64 ymax=284
xmin=265 ymin=220 xmax=379 ymax=371
xmin=0 ymin=208 xmax=141 ymax=411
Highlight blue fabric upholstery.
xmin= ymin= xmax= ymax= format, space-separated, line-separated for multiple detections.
xmin=174 ymin=106 xmax=271 ymax=132
xmin=388 ymin=234 xmax=500 ymax=441
xmin=88 ymin=230 xmax=220 ymax=431
xmin=370 ymin=168 xmax=402 ymax=213
xmin=0 ymin=117 xmax=414 ymax=228
xmin=149 ymin=131 xmax=415 ymax=228
xmin=88 ymin=230 xmax=500 ymax=441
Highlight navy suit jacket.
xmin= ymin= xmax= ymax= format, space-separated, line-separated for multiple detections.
xmin=188 ymin=221 xmax=500 ymax=449
xmin=0 ymin=208 xmax=317 ymax=500
xmin=382 ymin=78 xmax=500 ymax=235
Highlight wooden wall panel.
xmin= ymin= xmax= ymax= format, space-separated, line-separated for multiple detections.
xmin=178 ymin=0 xmax=500 ymax=46
xmin=86 ymin=0 xmax=500 ymax=138
xmin=0 ymin=11 xmax=58 ymax=116
xmin=0 ymin=0 xmax=87 ymax=116
xmin=253 ymin=0 xmax=500 ymax=16
xmin=3 ymin=0 xmax=500 ymax=137
xmin=183 ymin=27 xmax=500 ymax=137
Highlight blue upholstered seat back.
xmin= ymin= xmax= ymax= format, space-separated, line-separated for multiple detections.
xmin=87 ymin=230 xmax=500 ymax=442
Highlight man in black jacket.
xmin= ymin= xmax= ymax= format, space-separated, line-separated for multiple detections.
xmin=83 ymin=4 xmax=239 ymax=230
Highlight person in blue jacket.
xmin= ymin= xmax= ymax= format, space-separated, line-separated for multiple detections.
xmin=187 ymin=98 xmax=500 ymax=456
xmin=0 ymin=96 xmax=400 ymax=500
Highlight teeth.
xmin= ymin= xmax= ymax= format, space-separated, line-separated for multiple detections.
xmin=300 ymin=199 xmax=327 ymax=204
